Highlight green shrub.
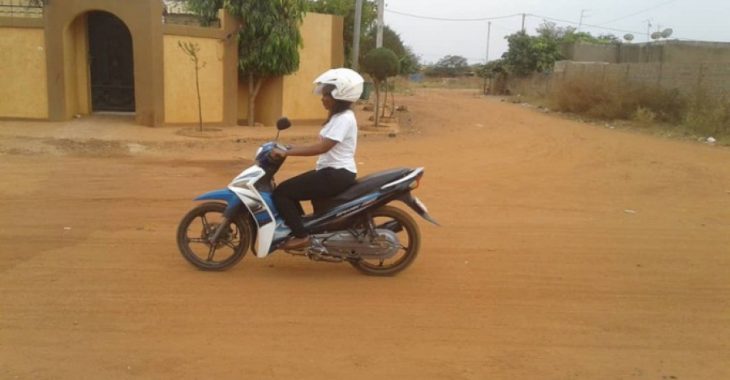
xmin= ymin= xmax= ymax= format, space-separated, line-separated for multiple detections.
xmin=633 ymin=106 xmax=657 ymax=126
xmin=362 ymin=48 xmax=400 ymax=83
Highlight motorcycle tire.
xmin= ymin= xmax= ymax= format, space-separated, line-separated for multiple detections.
xmin=176 ymin=202 xmax=252 ymax=271
xmin=350 ymin=205 xmax=421 ymax=276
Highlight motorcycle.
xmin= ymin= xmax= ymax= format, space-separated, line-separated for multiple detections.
xmin=176 ymin=118 xmax=438 ymax=276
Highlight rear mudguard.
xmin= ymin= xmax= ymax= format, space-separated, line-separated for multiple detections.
xmin=194 ymin=189 xmax=243 ymax=219
xmin=398 ymin=193 xmax=440 ymax=226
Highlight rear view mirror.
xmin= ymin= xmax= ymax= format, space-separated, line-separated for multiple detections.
xmin=276 ymin=117 xmax=292 ymax=131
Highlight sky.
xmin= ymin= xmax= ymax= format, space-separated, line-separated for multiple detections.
xmin=381 ymin=0 xmax=730 ymax=64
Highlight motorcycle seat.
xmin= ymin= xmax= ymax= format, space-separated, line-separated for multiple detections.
xmin=311 ymin=168 xmax=411 ymax=214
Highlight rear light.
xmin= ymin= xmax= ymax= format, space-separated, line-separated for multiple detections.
xmin=409 ymin=176 xmax=421 ymax=190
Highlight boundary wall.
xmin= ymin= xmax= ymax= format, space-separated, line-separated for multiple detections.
xmin=508 ymin=61 xmax=730 ymax=100
xmin=1 ymin=0 xmax=343 ymax=126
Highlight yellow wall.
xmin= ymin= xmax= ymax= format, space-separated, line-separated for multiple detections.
xmin=282 ymin=13 xmax=344 ymax=122
xmin=0 ymin=11 xmax=340 ymax=123
xmin=237 ymin=13 xmax=344 ymax=125
xmin=163 ymin=35 xmax=224 ymax=123
xmin=0 ymin=27 xmax=48 ymax=118
xmin=237 ymin=76 xmax=283 ymax=126
xmin=257 ymin=77 xmax=284 ymax=126
xmin=63 ymin=16 xmax=91 ymax=118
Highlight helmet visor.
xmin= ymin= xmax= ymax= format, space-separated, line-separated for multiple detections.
xmin=313 ymin=83 xmax=326 ymax=96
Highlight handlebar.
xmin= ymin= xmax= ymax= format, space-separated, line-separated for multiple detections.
xmin=269 ymin=144 xmax=289 ymax=161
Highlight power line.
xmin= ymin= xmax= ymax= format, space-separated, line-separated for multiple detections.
xmin=386 ymin=8 xmax=647 ymax=36
xmin=489 ymin=20 xmax=521 ymax=33
xmin=531 ymin=13 xmax=649 ymax=36
xmin=385 ymin=8 xmax=521 ymax=22
xmin=596 ymin=0 xmax=677 ymax=25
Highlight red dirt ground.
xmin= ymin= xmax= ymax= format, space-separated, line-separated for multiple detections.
xmin=1 ymin=89 xmax=729 ymax=379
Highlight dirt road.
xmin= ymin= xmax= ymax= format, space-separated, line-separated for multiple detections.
xmin=1 ymin=89 xmax=729 ymax=379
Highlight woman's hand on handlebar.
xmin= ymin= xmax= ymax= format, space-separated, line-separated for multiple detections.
xmin=270 ymin=145 xmax=288 ymax=160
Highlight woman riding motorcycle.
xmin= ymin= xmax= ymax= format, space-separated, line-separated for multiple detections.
xmin=272 ymin=68 xmax=364 ymax=250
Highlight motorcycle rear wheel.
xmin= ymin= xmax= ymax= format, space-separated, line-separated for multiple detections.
xmin=177 ymin=202 xmax=252 ymax=271
xmin=350 ymin=205 xmax=421 ymax=276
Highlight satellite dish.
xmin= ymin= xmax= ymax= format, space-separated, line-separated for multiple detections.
xmin=623 ymin=34 xmax=634 ymax=42
xmin=661 ymin=28 xmax=673 ymax=38
xmin=651 ymin=31 xmax=662 ymax=40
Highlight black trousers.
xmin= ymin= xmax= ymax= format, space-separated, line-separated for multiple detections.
xmin=273 ymin=168 xmax=356 ymax=238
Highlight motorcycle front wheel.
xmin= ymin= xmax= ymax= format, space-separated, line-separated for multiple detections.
xmin=176 ymin=202 xmax=252 ymax=271
xmin=350 ymin=205 xmax=421 ymax=276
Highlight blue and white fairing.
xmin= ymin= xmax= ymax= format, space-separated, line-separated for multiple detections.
xmin=226 ymin=142 xmax=290 ymax=257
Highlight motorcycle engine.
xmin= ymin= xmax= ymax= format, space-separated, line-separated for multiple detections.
xmin=320 ymin=229 xmax=400 ymax=259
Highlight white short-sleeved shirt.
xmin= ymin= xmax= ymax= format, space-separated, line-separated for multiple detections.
xmin=316 ymin=109 xmax=357 ymax=173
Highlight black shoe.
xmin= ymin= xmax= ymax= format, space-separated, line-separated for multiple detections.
xmin=281 ymin=236 xmax=311 ymax=250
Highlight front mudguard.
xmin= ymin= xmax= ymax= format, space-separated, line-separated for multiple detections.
xmin=194 ymin=189 xmax=243 ymax=219
xmin=195 ymin=189 xmax=268 ymax=255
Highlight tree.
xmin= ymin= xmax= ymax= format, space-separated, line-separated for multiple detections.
xmin=596 ymin=34 xmax=621 ymax=43
xmin=307 ymin=0 xmax=377 ymax=67
xmin=178 ymin=41 xmax=206 ymax=133
xmin=360 ymin=25 xmax=420 ymax=75
xmin=360 ymin=27 xmax=418 ymax=119
xmin=399 ymin=46 xmax=421 ymax=75
xmin=185 ymin=0 xmax=307 ymax=126
xmin=502 ymin=31 xmax=533 ymax=76
xmin=424 ymin=55 xmax=469 ymax=77
xmin=183 ymin=0 xmax=222 ymax=26
xmin=536 ymin=22 xmax=620 ymax=45
xmin=502 ymin=30 xmax=562 ymax=77
xmin=502 ymin=22 xmax=620 ymax=77
xmin=475 ymin=59 xmax=508 ymax=94
xmin=362 ymin=47 xmax=399 ymax=127
xmin=229 ymin=0 xmax=307 ymax=126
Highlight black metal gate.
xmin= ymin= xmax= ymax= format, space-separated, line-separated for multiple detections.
xmin=88 ymin=11 xmax=135 ymax=112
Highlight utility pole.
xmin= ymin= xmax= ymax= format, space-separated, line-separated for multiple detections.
xmin=521 ymin=13 xmax=526 ymax=33
xmin=485 ymin=21 xmax=491 ymax=63
xmin=376 ymin=0 xmax=384 ymax=48
xmin=646 ymin=19 xmax=652 ymax=41
xmin=578 ymin=9 xmax=589 ymax=31
xmin=351 ymin=0 xmax=363 ymax=70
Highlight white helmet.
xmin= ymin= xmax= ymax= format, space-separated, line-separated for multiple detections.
xmin=313 ymin=68 xmax=364 ymax=102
